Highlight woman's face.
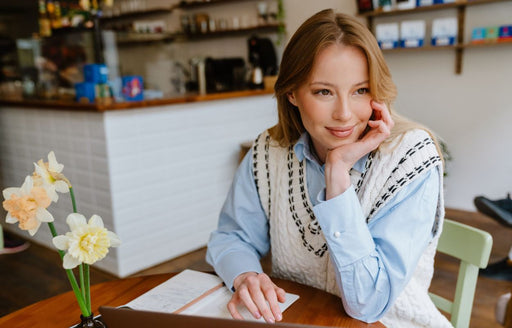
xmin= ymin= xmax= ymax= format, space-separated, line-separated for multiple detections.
xmin=287 ymin=44 xmax=373 ymax=163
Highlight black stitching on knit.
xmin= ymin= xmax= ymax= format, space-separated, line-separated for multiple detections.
xmin=366 ymin=154 xmax=441 ymax=222
xmin=287 ymin=147 xmax=327 ymax=257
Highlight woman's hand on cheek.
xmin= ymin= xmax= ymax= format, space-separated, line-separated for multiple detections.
xmin=227 ymin=272 xmax=286 ymax=323
xmin=362 ymin=100 xmax=394 ymax=152
xmin=324 ymin=100 xmax=393 ymax=200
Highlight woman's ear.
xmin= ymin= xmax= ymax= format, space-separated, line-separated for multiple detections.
xmin=287 ymin=92 xmax=298 ymax=107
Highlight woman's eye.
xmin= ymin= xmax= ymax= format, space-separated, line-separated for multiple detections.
xmin=355 ymin=88 xmax=370 ymax=95
xmin=315 ymin=89 xmax=331 ymax=96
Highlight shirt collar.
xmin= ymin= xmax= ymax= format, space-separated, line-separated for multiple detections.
xmin=293 ymin=133 xmax=368 ymax=173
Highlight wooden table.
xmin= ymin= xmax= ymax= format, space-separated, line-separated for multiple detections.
xmin=0 ymin=273 xmax=385 ymax=328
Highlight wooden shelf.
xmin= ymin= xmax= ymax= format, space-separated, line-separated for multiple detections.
xmin=361 ymin=0 xmax=512 ymax=74
xmin=101 ymin=0 xmax=268 ymax=20
xmin=360 ymin=0 xmax=511 ymax=17
xmin=100 ymin=7 xmax=174 ymax=23
xmin=177 ymin=0 xmax=261 ymax=9
xmin=461 ymin=40 xmax=512 ymax=48
xmin=381 ymin=44 xmax=456 ymax=52
xmin=115 ymin=32 xmax=175 ymax=46
xmin=380 ymin=40 xmax=512 ymax=53
xmin=115 ymin=24 xmax=282 ymax=46
xmin=175 ymin=24 xmax=282 ymax=41
xmin=360 ymin=2 xmax=459 ymax=17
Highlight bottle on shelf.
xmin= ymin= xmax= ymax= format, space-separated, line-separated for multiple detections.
xmin=248 ymin=53 xmax=264 ymax=90
xmin=38 ymin=0 xmax=52 ymax=37
xmin=46 ymin=0 xmax=57 ymax=29
xmin=52 ymin=1 xmax=63 ymax=29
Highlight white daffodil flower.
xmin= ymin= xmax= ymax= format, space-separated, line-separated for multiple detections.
xmin=33 ymin=151 xmax=70 ymax=203
xmin=2 ymin=175 xmax=54 ymax=236
xmin=53 ymin=213 xmax=121 ymax=269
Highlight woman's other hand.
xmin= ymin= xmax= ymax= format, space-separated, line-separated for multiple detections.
xmin=325 ymin=100 xmax=394 ymax=199
xmin=228 ymin=272 xmax=286 ymax=323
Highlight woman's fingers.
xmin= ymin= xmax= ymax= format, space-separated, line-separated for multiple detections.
xmin=275 ymin=285 xmax=287 ymax=303
xmin=260 ymin=281 xmax=283 ymax=322
xmin=249 ymin=284 xmax=278 ymax=322
xmin=228 ymin=272 xmax=285 ymax=323
xmin=227 ymin=294 xmax=247 ymax=320
xmin=238 ymin=286 xmax=262 ymax=319
xmin=370 ymin=100 xmax=394 ymax=128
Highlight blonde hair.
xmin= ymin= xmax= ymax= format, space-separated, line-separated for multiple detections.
xmin=270 ymin=9 xmax=443 ymax=161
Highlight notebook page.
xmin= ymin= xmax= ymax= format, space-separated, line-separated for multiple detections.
xmin=124 ymin=269 xmax=223 ymax=313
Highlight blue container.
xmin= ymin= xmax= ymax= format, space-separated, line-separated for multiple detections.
xmin=431 ymin=36 xmax=456 ymax=46
xmin=75 ymin=82 xmax=96 ymax=103
xmin=400 ymin=38 xmax=424 ymax=48
xmin=378 ymin=40 xmax=399 ymax=49
xmin=499 ymin=25 xmax=512 ymax=40
xmin=122 ymin=76 xmax=144 ymax=101
xmin=84 ymin=64 xmax=109 ymax=84
xmin=471 ymin=27 xmax=486 ymax=43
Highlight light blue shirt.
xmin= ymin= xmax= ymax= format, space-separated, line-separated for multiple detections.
xmin=206 ymin=133 xmax=440 ymax=323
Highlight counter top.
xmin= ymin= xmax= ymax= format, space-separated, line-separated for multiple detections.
xmin=0 ymin=89 xmax=274 ymax=112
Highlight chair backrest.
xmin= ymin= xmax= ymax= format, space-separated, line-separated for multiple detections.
xmin=429 ymin=218 xmax=493 ymax=328
xmin=0 ymin=224 xmax=3 ymax=252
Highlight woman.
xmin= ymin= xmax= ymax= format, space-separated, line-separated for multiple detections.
xmin=206 ymin=9 xmax=451 ymax=328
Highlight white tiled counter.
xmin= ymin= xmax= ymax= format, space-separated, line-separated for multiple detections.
xmin=0 ymin=92 xmax=277 ymax=277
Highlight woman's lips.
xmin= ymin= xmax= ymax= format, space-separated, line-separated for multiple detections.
xmin=326 ymin=126 xmax=354 ymax=138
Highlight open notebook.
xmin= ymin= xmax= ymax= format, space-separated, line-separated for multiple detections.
xmin=120 ymin=269 xmax=299 ymax=321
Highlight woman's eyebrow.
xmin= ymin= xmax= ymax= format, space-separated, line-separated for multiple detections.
xmin=309 ymin=80 xmax=369 ymax=87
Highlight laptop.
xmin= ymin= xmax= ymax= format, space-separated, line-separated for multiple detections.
xmin=99 ymin=306 xmax=327 ymax=328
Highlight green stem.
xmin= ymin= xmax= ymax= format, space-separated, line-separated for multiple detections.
xmin=47 ymin=222 xmax=90 ymax=316
xmin=84 ymin=264 xmax=91 ymax=312
xmin=68 ymin=186 xmax=92 ymax=314
xmin=69 ymin=187 xmax=78 ymax=213
xmin=79 ymin=264 xmax=86 ymax=301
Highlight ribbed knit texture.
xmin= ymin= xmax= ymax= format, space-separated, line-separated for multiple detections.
xmin=252 ymin=129 xmax=452 ymax=328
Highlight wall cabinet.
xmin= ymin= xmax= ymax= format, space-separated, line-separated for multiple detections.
xmin=359 ymin=0 xmax=512 ymax=74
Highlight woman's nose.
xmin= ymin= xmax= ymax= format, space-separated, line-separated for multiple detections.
xmin=332 ymin=99 xmax=351 ymax=121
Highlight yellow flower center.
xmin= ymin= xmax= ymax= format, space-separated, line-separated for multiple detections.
xmin=38 ymin=160 xmax=57 ymax=184
xmin=70 ymin=227 xmax=110 ymax=265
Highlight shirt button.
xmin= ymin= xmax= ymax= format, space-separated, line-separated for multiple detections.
xmin=333 ymin=231 xmax=341 ymax=238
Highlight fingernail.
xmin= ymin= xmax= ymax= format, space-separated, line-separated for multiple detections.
xmin=268 ymin=317 xmax=275 ymax=323
xmin=254 ymin=311 xmax=261 ymax=319
xmin=276 ymin=313 xmax=282 ymax=321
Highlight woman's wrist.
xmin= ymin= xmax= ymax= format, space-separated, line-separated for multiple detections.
xmin=325 ymin=164 xmax=351 ymax=200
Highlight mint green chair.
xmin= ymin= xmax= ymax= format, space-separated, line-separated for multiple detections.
xmin=429 ymin=218 xmax=493 ymax=328
xmin=0 ymin=224 xmax=3 ymax=253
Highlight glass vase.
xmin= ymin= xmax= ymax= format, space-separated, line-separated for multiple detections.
xmin=76 ymin=313 xmax=106 ymax=328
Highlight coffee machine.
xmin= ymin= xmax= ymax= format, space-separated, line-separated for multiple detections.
xmin=247 ymin=35 xmax=278 ymax=89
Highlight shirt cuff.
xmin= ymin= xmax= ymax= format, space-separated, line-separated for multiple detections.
xmin=214 ymin=250 xmax=263 ymax=291
xmin=313 ymin=185 xmax=375 ymax=267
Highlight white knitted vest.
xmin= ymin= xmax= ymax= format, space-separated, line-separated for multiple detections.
xmin=252 ymin=129 xmax=452 ymax=328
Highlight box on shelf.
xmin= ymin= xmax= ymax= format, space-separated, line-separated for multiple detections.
xmin=499 ymin=25 xmax=512 ymax=42
xmin=378 ymin=0 xmax=393 ymax=11
xmin=122 ymin=76 xmax=144 ymax=101
xmin=471 ymin=27 xmax=486 ymax=44
xmin=84 ymin=64 xmax=109 ymax=84
xmin=485 ymin=26 xmax=499 ymax=42
xmin=133 ymin=20 xmax=166 ymax=33
xmin=376 ymin=23 xmax=400 ymax=49
xmin=416 ymin=0 xmax=433 ymax=6
xmin=396 ymin=0 xmax=416 ymax=10
xmin=75 ymin=82 xmax=111 ymax=103
xmin=400 ymin=20 xmax=426 ymax=48
xmin=431 ymin=17 xmax=457 ymax=46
